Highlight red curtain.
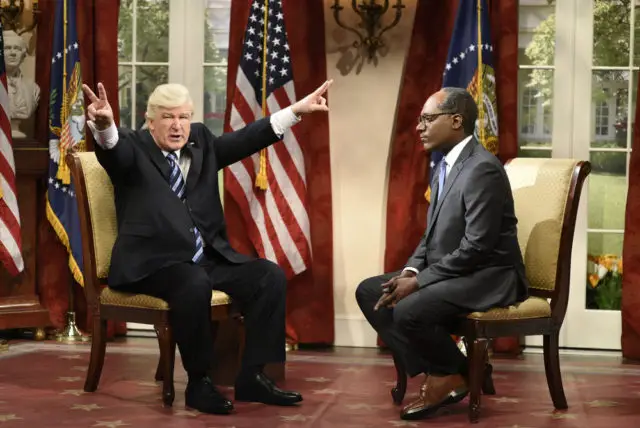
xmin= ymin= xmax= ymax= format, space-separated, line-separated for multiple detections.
xmin=223 ymin=0 xmax=334 ymax=344
xmin=37 ymin=0 xmax=125 ymax=338
xmin=383 ymin=0 xmax=458 ymax=275
xmin=621 ymin=63 xmax=640 ymax=359
xmin=383 ymin=0 xmax=520 ymax=353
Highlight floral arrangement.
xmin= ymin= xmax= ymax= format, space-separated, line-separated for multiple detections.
xmin=586 ymin=254 xmax=622 ymax=310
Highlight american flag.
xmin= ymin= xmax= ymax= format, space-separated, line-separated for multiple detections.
xmin=0 ymin=23 xmax=23 ymax=276
xmin=225 ymin=0 xmax=311 ymax=279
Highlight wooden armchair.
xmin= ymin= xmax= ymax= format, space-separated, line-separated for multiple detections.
xmin=391 ymin=158 xmax=591 ymax=423
xmin=66 ymin=152 xmax=238 ymax=407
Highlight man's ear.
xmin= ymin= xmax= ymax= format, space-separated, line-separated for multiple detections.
xmin=144 ymin=112 xmax=152 ymax=131
xmin=451 ymin=114 xmax=464 ymax=130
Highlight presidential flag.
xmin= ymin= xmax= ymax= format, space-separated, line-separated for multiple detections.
xmin=427 ymin=0 xmax=498 ymax=202
xmin=46 ymin=0 xmax=85 ymax=285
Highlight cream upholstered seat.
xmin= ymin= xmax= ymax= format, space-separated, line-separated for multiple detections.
xmin=468 ymin=296 xmax=551 ymax=321
xmin=100 ymin=288 xmax=232 ymax=310
xmin=390 ymin=157 xmax=591 ymax=423
xmin=67 ymin=151 xmax=236 ymax=408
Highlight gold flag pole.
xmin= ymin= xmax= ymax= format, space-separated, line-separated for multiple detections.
xmin=254 ymin=0 xmax=270 ymax=190
xmin=476 ymin=0 xmax=485 ymax=146
xmin=56 ymin=0 xmax=89 ymax=344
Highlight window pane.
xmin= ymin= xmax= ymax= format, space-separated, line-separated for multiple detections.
xmin=634 ymin=4 xmax=640 ymax=66
xmin=586 ymin=232 xmax=623 ymax=311
xmin=205 ymin=0 xmax=231 ymax=64
xmin=518 ymin=69 xmax=553 ymax=150
xmin=118 ymin=66 xmax=133 ymax=128
xmin=517 ymin=148 xmax=551 ymax=158
xmin=118 ymin=0 xmax=133 ymax=62
xmin=588 ymin=151 xmax=627 ymax=230
xmin=204 ymin=66 xmax=227 ymax=136
xmin=518 ymin=0 xmax=555 ymax=66
xmin=135 ymin=65 xmax=169 ymax=130
xmin=593 ymin=0 xmax=630 ymax=67
xmin=136 ymin=0 xmax=170 ymax=62
xmin=591 ymin=70 xmax=629 ymax=148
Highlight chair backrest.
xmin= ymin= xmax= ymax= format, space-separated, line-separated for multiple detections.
xmin=66 ymin=152 xmax=117 ymax=306
xmin=505 ymin=158 xmax=590 ymax=324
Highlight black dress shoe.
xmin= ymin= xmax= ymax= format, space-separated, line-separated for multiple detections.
xmin=185 ymin=376 xmax=234 ymax=415
xmin=235 ymin=372 xmax=303 ymax=406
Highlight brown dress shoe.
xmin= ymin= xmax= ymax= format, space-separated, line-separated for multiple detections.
xmin=400 ymin=374 xmax=468 ymax=420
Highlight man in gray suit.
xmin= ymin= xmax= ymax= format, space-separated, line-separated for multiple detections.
xmin=356 ymin=87 xmax=529 ymax=420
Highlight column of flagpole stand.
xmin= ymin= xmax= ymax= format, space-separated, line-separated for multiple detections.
xmin=56 ymin=277 xmax=90 ymax=343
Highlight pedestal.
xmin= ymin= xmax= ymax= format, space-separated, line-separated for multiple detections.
xmin=0 ymin=145 xmax=50 ymax=331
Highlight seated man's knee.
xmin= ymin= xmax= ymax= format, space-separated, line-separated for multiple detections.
xmin=355 ymin=276 xmax=382 ymax=307
xmin=260 ymin=259 xmax=287 ymax=295
xmin=178 ymin=270 xmax=212 ymax=305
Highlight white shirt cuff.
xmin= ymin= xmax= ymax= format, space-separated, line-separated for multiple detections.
xmin=88 ymin=121 xmax=119 ymax=149
xmin=269 ymin=106 xmax=300 ymax=137
xmin=402 ymin=267 xmax=419 ymax=275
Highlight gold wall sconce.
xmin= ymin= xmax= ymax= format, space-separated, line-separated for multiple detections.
xmin=330 ymin=0 xmax=405 ymax=61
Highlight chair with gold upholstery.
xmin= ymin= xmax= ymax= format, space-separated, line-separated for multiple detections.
xmin=390 ymin=158 xmax=591 ymax=423
xmin=66 ymin=151 xmax=237 ymax=407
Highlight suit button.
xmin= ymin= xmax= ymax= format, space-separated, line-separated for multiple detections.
xmin=189 ymin=227 xmax=194 ymax=232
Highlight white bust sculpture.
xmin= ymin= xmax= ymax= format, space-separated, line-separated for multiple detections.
xmin=3 ymin=30 xmax=40 ymax=138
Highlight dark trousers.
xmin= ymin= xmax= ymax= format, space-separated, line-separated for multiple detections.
xmin=356 ymin=272 xmax=468 ymax=377
xmin=117 ymin=249 xmax=287 ymax=377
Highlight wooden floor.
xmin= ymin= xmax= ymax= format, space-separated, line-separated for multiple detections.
xmin=0 ymin=337 xmax=639 ymax=427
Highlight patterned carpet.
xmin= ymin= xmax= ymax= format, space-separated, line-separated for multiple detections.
xmin=0 ymin=338 xmax=639 ymax=427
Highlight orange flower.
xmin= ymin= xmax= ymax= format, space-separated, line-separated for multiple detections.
xmin=589 ymin=273 xmax=600 ymax=288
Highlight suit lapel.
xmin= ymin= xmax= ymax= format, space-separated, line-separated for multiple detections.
xmin=185 ymin=141 xmax=203 ymax=192
xmin=425 ymin=139 xmax=478 ymax=241
xmin=140 ymin=130 xmax=172 ymax=181
xmin=426 ymin=169 xmax=440 ymax=231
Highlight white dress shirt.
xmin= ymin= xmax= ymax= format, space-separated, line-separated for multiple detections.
xmin=87 ymin=106 xmax=301 ymax=180
xmin=402 ymin=135 xmax=473 ymax=276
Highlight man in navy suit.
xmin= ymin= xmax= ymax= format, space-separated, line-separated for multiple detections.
xmin=82 ymin=80 xmax=331 ymax=415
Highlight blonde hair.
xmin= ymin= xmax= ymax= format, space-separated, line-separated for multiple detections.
xmin=145 ymin=83 xmax=194 ymax=121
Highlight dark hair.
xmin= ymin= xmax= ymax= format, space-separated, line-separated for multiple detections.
xmin=438 ymin=87 xmax=478 ymax=135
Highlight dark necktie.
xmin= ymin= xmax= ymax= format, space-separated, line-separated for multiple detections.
xmin=167 ymin=152 xmax=204 ymax=263
xmin=437 ymin=158 xmax=447 ymax=202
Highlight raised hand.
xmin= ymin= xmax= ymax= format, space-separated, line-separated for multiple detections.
xmin=291 ymin=79 xmax=333 ymax=115
xmin=82 ymin=82 xmax=114 ymax=130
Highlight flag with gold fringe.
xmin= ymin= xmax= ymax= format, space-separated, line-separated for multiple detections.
xmin=46 ymin=0 xmax=85 ymax=286
xmin=426 ymin=0 xmax=498 ymax=203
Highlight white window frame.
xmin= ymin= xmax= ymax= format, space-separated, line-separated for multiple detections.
xmin=542 ymin=0 xmax=633 ymax=350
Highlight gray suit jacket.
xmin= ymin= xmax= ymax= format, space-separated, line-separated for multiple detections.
xmin=405 ymin=138 xmax=529 ymax=311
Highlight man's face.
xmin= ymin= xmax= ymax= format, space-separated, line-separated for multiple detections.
xmin=147 ymin=104 xmax=193 ymax=152
xmin=4 ymin=39 xmax=25 ymax=69
xmin=416 ymin=91 xmax=463 ymax=152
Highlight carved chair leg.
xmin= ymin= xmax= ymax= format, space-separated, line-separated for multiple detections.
xmin=84 ymin=317 xmax=107 ymax=392
xmin=391 ymin=352 xmax=408 ymax=405
xmin=154 ymin=326 xmax=164 ymax=381
xmin=482 ymin=340 xmax=496 ymax=395
xmin=543 ymin=331 xmax=567 ymax=410
xmin=468 ymin=337 xmax=489 ymax=424
xmin=156 ymin=321 xmax=175 ymax=407
xmin=464 ymin=337 xmax=496 ymax=396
